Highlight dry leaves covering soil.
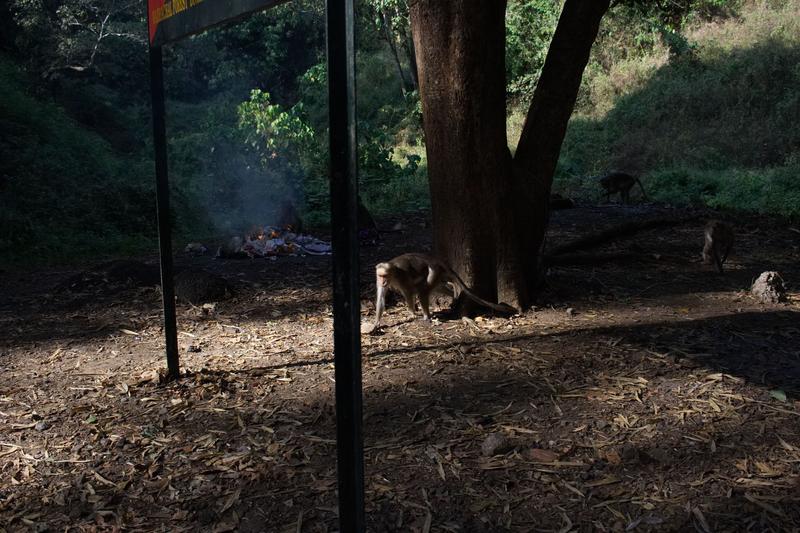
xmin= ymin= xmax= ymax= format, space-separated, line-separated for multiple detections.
xmin=1 ymin=206 xmax=799 ymax=532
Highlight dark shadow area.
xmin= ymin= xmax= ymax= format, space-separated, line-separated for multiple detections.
xmin=544 ymin=208 xmax=799 ymax=302
xmin=366 ymin=310 xmax=800 ymax=395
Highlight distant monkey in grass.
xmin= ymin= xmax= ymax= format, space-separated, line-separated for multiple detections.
xmin=366 ymin=253 xmax=516 ymax=333
xmin=598 ymin=172 xmax=648 ymax=204
xmin=702 ymin=220 xmax=734 ymax=273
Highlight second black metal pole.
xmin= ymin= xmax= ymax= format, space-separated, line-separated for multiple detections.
xmin=326 ymin=0 xmax=365 ymax=530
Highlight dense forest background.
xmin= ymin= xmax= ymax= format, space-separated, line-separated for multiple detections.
xmin=1 ymin=0 xmax=798 ymax=266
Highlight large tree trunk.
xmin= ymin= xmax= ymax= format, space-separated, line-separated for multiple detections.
xmin=511 ymin=0 xmax=610 ymax=295
xmin=409 ymin=0 xmax=510 ymax=305
xmin=409 ymin=0 xmax=609 ymax=312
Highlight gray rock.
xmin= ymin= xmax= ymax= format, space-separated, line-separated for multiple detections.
xmin=481 ymin=432 xmax=511 ymax=457
xmin=751 ymin=271 xmax=787 ymax=303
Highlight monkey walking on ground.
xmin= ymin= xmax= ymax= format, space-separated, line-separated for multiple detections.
xmin=366 ymin=253 xmax=516 ymax=333
xmin=598 ymin=172 xmax=648 ymax=204
xmin=702 ymin=220 xmax=734 ymax=273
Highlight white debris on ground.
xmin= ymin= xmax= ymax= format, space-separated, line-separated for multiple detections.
xmin=199 ymin=227 xmax=333 ymax=260
xmin=184 ymin=242 xmax=208 ymax=255
xmin=242 ymin=228 xmax=332 ymax=257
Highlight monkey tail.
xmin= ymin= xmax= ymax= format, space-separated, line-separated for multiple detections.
xmin=714 ymin=251 xmax=724 ymax=274
xmin=447 ymin=270 xmax=517 ymax=315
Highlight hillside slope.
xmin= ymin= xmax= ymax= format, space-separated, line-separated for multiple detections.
xmin=0 ymin=56 xmax=156 ymax=265
xmin=557 ymin=1 xmax=800 ymax=216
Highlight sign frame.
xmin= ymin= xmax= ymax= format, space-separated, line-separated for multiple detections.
xmin=148 ymin=0 xmax=289 ymax=47
xmin=145 ymin=1 xmax=364 ymax=529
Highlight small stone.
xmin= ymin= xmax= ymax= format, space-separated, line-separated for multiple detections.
xmin=481 ymin=433 xmax=511 ymax=457
xmin=751 ymin=271 xmax=787 ymax=303
xmin=138 ymin=369 xmax=162 ymax=384
xmin=34 ymin=421 xmax=49 ymax=432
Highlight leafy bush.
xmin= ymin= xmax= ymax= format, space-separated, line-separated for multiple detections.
xmin=505 ymin=0 xmax=560 ymax=101
xmin=235 ymin=80 xmax=426 ymax=227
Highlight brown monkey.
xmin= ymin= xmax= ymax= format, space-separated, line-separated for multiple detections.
xmin=598 ymin=172 xmax=648 ymax=204
xmin=702 ymin=220 xmax=734 ymax=273
xmin=367 ymin=253 xmax=516 ymax=332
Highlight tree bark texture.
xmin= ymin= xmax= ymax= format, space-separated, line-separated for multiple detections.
xmin=410 ymin=0 xmax=609 ymax=310
xmin=410 ymin=0 xmax=510 ymax=304
xmin=512 ymin=0 xmax=611 ymax=293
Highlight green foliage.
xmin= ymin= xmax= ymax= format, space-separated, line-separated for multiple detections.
xmin=236 ymin=79 xmax=427 ymax=226
xmin=9 ymin=0 xmax=147 ymax=88
xmin=505 ymin=0 xmax=560 ymax=101
xmin=8 ymin=0 xmax=790 ymax=269
xmin=360 ymin=0 xmax=416 ymax=94
xmin=238 ymin=90 xmax=314 ymax=157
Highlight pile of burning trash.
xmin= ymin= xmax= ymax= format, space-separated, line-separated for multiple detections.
xmin=184 ymin=199 xmax=384 ymax=259
xmin=183 ymin=200 xmax=333 ymax=259
xmin=239 ymin=226 xmax=331 ymax=257
xmin=183 ymin=226 xmax=332 ymax=259
xmin=224 ymin=226 xmax=331 ymax=258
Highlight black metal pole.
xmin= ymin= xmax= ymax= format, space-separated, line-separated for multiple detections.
xmin=148 ymin=44 xmax=180 ymax=380
xmin=327 ymin=0 xmax=365 ymax=530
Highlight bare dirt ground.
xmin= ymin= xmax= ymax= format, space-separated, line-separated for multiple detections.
xmin=1 ymin=205 xmax=799 ymax=532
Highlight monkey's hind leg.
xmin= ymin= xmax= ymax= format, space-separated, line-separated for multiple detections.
xmin=418 ymin=290 xmax=432 ymax=323
xmin=721 ymin=243 xmax=732 ymax=265
xmin=636 ymin=179 xmax=649 ymax=201
xmin=713 ymin=250 xmax=724 ymax=274
xmin=401 ymin=289 xmax=417 ymax=319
